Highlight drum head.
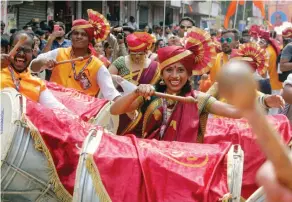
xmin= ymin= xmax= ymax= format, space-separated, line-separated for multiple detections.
xmin=1 ymin=88 xmax=25 ymax=165
xmin=90 ymin=101 xmax=119 ymax=134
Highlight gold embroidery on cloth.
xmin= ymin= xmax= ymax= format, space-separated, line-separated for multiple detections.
xmin=86 ymin=155 xmax=112 ymax=202
xmin=23 ymin=115 xmax=72 ymax=202
xmin=139 ymin=142 xmax=209 ymax=168
xmin=170 ymin=120 xmax=177 ymax=131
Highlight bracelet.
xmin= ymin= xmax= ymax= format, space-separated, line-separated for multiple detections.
xmin=258 ymin=95 xmax=269 ymax=109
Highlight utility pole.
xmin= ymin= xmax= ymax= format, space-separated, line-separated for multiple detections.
xmin=163 ymin=0 xmax=166 ymax=38
xmin=182 ymin=1 xmax=185 ymax=18
xmin=233 ymin=0 xmax=239 ymax=29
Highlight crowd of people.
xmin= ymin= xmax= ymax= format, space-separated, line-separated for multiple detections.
xmin=1 ymin=8 xmax=292 ymax=201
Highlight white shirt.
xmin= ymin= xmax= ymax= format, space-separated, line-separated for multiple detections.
xmin=31 ymin=49 xmax=121 ymax=101
xmin=283 ymin=73 xmax=292 ymax=87
xmin=39 ymin=89 xmax=68 ymax=111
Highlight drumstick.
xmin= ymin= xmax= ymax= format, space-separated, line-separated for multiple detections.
xmin=154 ymin=92 xmax=197 ymax=103
xmin=8 ymin=34 xmax=27 ymax=58
xmin=55 ymin=57 xmax=84 ymax=65
xmin=217 ymin=60 xmax=292 ymax=190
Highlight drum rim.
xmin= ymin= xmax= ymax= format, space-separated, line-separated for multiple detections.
xmin=1 ymin=88 xmax=26 ymax=166
xmin=73 ymin=129 xmax=104 ymax=202
xmin=246 ymin=187 xmax=265 ymax=202
xmin=90 ymin=101 xmax=119 ymax=135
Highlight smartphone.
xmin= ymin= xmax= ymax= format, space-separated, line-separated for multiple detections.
xmin=54 ymin=25 xmax=60 ymax=32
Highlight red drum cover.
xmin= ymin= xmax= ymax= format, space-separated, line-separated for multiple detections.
xmin=88 ymin=134 xmax=234 ymax=202
xmin=45 ymin=81 xmax=108 ymax=122
xmin=24 ymin=99 xmax=96 ymax=200
xmin=204 ymin=115 xmax=292 ymax=199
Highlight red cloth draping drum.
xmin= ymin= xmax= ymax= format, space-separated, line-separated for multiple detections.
xmin=204 ymin=115 xmax=292 ymax=199
xmin=88 ymin=134 xmax=233 ymax=202
xmin=25 ymin=97 xmax=236 ymax=202
xmin=25 ymin=99 xmax=92 ymax=196
xmin=45 ymin=81 xmax=108 ymax=122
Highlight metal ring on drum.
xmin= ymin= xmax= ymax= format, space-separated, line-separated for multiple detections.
xmin=1 ymin=88 xmax=59 ymax=202
xmin=73 ymin=129 xmax=104 ymax=202
xmin=227 ymin=144 xmax=244 ymax=202
xmin=89 ymin=101 xmax=119 ymax=135
xmin=246 ymin=187 xmax=265 ymax=202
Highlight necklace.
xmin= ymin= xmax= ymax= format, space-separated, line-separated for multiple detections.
xmin=8 ymin=66 xmax=20 ymax=91
xmin=70 ymin=51 xmax=92 ymax=80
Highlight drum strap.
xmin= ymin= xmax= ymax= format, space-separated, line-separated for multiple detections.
xmin=8 ymin=65 xmax=20 ymax=91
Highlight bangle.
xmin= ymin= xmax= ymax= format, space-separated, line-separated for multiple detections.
xmin=258 ymin=95 xmax=269 ymax=109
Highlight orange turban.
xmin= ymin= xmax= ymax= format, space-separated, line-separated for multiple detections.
xmin=126 ymin=32 xmax=155 ymax=52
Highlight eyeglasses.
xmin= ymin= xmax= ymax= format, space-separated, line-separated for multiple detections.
xmin=11 ymin=46 xmax=32 ymax=54
xmin=220 ymin=37 xmax=233 ymax=44
xmin=180 ymin=25 xmax=192 ymax=29
xmin=130 ymin=52 xmax=145 ymax=56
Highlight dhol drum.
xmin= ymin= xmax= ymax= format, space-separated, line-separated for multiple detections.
xmin=73 ymin=130 xmax=244 ymax=202
xmin=1 ymin=88 xmax=59 ymax=202
xmin=89 ymin=101 xmax=119 ymax=135
xmin=246 ymin=187 xmax=265 ymax=202
xmin=73 ymin=129 xmax=104 ymax=202
xmin=46 ymin=81 xmax=119 ymax=134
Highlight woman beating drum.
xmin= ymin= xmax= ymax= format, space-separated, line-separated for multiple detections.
xmin=110 ymin=28 xmax=285 ymax=143
xmin=0 ymin=31 xmax=69 ymax=111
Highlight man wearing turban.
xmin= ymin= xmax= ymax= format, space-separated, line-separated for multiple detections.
xmin=31 ymin=9 xmax=120 ymax=100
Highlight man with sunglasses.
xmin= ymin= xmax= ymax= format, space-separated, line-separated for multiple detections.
xmin=210 ymin=29 xmax=240 ymax=83
xmin=1 ymin=31 xmax=68 ymax=111
xmin=178 ymin=17 xmax=195 ymax=39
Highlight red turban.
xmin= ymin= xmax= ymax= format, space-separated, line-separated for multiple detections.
xmin=157 ymin=46 xmax=193 ymax=74
xmin=71 ymin=9 xmax=110 ymax=56
xmin=126 ymin=32 xmax=155 ymax=52
xmin=184 ymin=27 xmax=216 ymax=75
xmin=282 ymin=27 xmax=292 ymax=39
xmin=248 ymin=25 xmax=261 ymax=38
xmin=157 ymin=27 xmax=216 ymax=75
xmin=259 ymin=30 xmax=281 ymax=56
xmin=230 ymin=42 xmax=268 ymax=74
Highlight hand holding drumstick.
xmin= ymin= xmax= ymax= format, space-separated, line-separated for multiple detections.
xmin=217 ymin=60 xmax=292 ymax=191
xmin=1 ymin=34 xmax=27 ymax=68
xmin=42 ymin=57 xmax=84 ymax=71
xmin=8 ymin=34 xmax=28 ymax=59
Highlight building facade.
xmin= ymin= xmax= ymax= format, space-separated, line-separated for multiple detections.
xmin=2 ymin=0 xmax=222 ymax=34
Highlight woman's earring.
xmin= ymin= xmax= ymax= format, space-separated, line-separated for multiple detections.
xmin=159 ymin=79 xmax=165 ymax=85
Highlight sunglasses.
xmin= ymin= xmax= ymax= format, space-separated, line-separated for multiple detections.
xmin=11 ymin=46 xmax=32 ymax=54
xmin=180 ymin=25 xmax=192 ymax=29
xmin=220 ymin=37 xmax=233 ymax=43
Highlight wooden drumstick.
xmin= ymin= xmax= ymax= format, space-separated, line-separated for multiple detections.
xmin=55 ymin=57 xmax=84 ymax=65
xmin=217 ymin=60 xmax=292 ymax=190
xmin=8 ymin=34 xmax=27 ymax=58
xmin=154 ymin=92 xmax=197 ymax=103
